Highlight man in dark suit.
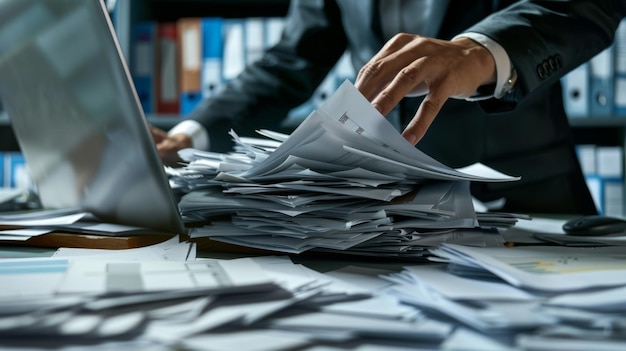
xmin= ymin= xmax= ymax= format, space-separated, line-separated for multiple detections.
xmin=152 ymin=0 xmax=626 ymax=215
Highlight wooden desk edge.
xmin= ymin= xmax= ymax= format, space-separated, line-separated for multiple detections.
xmin=0 ymin=231 xmax=278 ymax=255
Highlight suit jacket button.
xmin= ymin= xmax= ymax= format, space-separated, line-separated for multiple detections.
xmin=554 ymin=54 xmax=563 ymax=69
xmin=537 ymin=64 xmax=546 ymax=79
xmin=543 ymin=61 xmax=551 ymax=75
xmin=548 ymin=57 xmax=557 ymax=71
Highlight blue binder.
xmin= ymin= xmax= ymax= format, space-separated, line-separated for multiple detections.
xmin=8 ymin=152 xmax=26 ymax=189
xmin=130 ymin=22 xmax=156 ymax=114
xmin=0 ymin=152 xmax=4 ymax=187
xmin=561 ymin=62 xmax=589 ymax=118
xmin=614 ymin=19 xmax=626 ymax=116
xmin=589 ymin=46 xmax=615 ymax=117
xmin=201 ymin=18 xmax=224 ymax=99
xmin=180 ymin=91 xmax=203 ymax=116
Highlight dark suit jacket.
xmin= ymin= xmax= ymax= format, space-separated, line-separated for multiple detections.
xmin=187 ymin=0 xmax=626 ymax=215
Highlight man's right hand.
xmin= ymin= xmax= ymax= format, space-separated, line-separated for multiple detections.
xmin=354 ymin=34 xmax=497 ymax=146
xmin=150 ymin=125 xmax=192 ymax=167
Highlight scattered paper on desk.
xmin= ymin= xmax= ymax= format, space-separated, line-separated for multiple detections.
xmin=0 ymin=257 xmax=70 ymax=299
xmin=53 ymin=235 xmax=194 ymax=261
xmin=0 ymin=256 xmax=275 ymax=299
xmin=0 ymin=208 xmax=176 ymax=239
xmin=546 ymin=285 xmax=626 ymax=311
xmin=0 ymin=211 xmax=86 ymax=227
xmin=180 ymin=329 xmax=311 ymax=351
xmin=58 ymin=258 xmax=273 ymax=294
xmin=432 ymin=243 xmax=626 ymax=292
xmin=391 ymin=263 xmax=534 ymax=301
xmin=0 ymin=227 xmax=53 ymax=241
xmin=269 ymin=310 xmax=453 ymax=341
xmin=509 ymin=216 xmax=567 ymax=234
xmin=0 ymin=188 xmax=24 ymax=204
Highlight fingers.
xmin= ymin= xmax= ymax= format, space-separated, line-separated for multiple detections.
xmin=381 ymin=59 xmax=450 ymax=144
xmin=369 ymin=59 xmax=429 ymax=116
xmin=150 ymin=125 xmax=168 ymax=143
xmin=157 ymin=133 xmax=192 ymax=151
xmin=402 ymin=90 xmax=446 ymax=145
xmin=355 ymin=34 xmax=422 ymax=101
xmin=354 ymin=34 xmax=497 ymax=146
xmin=156 ymin=137 xmax=186 ymax=167
xmin=150 ymin=127 xmax=193 ymax=166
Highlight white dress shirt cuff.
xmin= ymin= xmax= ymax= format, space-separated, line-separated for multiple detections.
xmin=453 ymin=32 xmax=515 ymax=100
xmin=167 ymin=119 xmax=210 ymax=150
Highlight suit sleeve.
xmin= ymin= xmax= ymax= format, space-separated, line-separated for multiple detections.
xmin=187 ymin=0 xmax=347 ymax=152
xmin=464 ymin=0 xmax=626 ymax=112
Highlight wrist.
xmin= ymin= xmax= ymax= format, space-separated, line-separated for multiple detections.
xmin=170 ymin=133 xmax=193 ymax=149
xmin=453 ymin=37 xmax=497 ymax=87
xmin=453 ymin=32 xmax=517 ymax=100
xmin=168 ymin=119 xmax=210 ymax=150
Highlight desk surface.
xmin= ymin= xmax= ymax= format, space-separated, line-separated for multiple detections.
xmin=1 ymin=216 xmax=624 ymax=350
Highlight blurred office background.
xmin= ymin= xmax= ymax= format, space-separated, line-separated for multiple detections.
xmin=0 ymin=0 xmax=625 ymax=216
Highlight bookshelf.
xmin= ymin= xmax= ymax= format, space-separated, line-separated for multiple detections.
xmin=112 ymin=0 xmax=289 ymax=58
xmin=109 ymin=0 xmax=294 ymax=123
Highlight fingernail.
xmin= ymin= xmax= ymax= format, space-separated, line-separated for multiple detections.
xmin=405 ymin=134 xmax=417 ymax=145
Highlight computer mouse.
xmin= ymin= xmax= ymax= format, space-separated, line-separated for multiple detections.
xmin=562 ymin=215 xmax=626 ymax=236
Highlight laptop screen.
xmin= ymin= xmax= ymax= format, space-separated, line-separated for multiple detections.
xmin=0 ymin=0 xmax=185 ymax=233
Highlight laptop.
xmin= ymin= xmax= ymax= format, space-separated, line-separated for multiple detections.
xmin=0 ymin=0 xmax=186 ymax=234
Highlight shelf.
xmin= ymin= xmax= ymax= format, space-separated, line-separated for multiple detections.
xmin=571 ymin=127 xmax=624 ymax=147
xmin=135 ymin=0 xmax=289 ymax=22
xmin=146 ymin=115 xmax=182 ymax=131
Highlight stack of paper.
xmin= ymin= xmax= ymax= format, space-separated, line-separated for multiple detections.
xmin=170 ymin=81 xmax=523 ymax=257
